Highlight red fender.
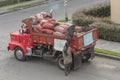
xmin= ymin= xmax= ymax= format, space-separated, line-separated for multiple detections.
xmin=8 ymin=42 xmax=27 ymax=55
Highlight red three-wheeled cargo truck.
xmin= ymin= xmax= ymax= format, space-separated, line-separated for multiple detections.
xmin=8 ymin=12 xmax=98 ymax=70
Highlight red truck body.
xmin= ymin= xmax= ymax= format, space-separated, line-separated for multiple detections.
xmin=8 ymin=16 xmax=98 ymax=70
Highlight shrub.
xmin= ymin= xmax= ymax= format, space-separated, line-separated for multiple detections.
xmin=89 ymin=22 xmax=120 ymax=42
xmin=0 ymin=0 xmax=15 ymax=7
xmin=0 ymin=0 xmax=32 ymax=7
xmin=72 ymin=13 xmax=94 ymax=26
xmin=83 ymin=4 xmax=110 ymax=17
xmin=72 ymin=4 xmax=120 ymax=42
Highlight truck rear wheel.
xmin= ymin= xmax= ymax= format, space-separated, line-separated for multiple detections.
xmin=14 ymin=47 xmax=26 ymax=61
xmin=82 ymin=47 xmax=95 ymax=62
xmin=57 ymin=55 xmax=65 ymax=70
xmin=82 ymin=53 xmax=91 ymax=62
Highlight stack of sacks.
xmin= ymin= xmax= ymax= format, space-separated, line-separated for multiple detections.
xmin=34 ymin=22 xmax=83 ymax=38
xmin=40 ymin=12 xmax=47 ymax=18
xmin=41 ymin=21 xmax=54 ymax=34
xmin=34 ymin=19 xmax=54 ymax=35
xmin=36 ymin=12 xmax=47 ymax=23
xmin=54 ymin=26 xmax=66 ymax=34
xmin=61 ymin=23 xmax=83 ymax=33
xmin=33 ymin=12 xmax=56 ymax=35
xmin=30 ymin=12 xmax=83 ymax=37
xmin=53 ymin=23 xmax=83 ymax=38
xmin=48 ymin=18 xmax=56 ymax=25
xmin=36 ymin=14 xmax=43 ymax=23
xmin=29 ymin=16 xmax=37 ymax=22
xmin=40 ymin=19 xmax=55 ymax=26
xmin=34 ymin=24 xmax=42 ymax=33
xmin=40 ymin=20 xmax=48 ymax=26
xmin=36 ymin=12 xmax=56 ymax=24
xmin=53 ymin=23 xmax=70 ymax=38
xmin=75 ymin=26 xmax=83 ymax=33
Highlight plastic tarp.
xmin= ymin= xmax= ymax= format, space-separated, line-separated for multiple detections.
xmin=54 ymin=39 xmax=67 ymax=51
xmin=83 ymin=32 xmax=93 ymax=46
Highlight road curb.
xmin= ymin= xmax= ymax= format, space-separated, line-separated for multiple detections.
xmin=0 ymin=10 xmax=18 ymax=15
xmin=95 ymin=53 xmax=120 ymax=61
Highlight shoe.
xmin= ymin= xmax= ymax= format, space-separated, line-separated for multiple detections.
xmin=68 ymin=70 xmax=70 ymax=74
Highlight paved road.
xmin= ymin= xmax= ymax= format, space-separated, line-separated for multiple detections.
xmin=0 ymin=0 xmax=109 ymax=50
xmin=0 ymin=53 xmax=120 ymax=80
xmin=1 ymin=0 xmax=120 ymax=80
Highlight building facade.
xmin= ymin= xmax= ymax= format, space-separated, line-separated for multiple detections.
xmin=111 ymin=0 xmax=120 ymax=24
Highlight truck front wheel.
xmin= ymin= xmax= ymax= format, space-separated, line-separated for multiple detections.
xmin=14 ymin=47 xmax=26 ymax=61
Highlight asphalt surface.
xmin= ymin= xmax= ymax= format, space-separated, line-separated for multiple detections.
xmin=0 ymin=53 xmax=120 ymax=80
xmin=1 ymin=0 xmax=120 ymax=80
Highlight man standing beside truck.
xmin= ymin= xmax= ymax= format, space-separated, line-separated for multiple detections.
xmin=63 ymin=25 xmax=76 ymax=76
xmin=63 ymin=44 xmax=72 ymax=76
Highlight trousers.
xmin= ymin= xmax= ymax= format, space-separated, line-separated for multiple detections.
xmin=64 ymin=63 xmax=72 ymax=76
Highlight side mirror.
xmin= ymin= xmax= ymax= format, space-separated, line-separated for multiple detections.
xmin=21 ymin=24 xmax=26 ymax=29
xmin=19 ymin=29 xmax=24 ymax=35
xmin=50 ymin=9 xmax=53 ymax=17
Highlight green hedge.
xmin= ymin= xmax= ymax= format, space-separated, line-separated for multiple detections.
xmin=0 ymin=0 xmax=31 ymax=7
xmin=83 ymin=4 xmax=110 ymax=17
xmin=72 ymin=4 xmax=120 ymax=42
xmin=72 ymin=13 xmax=95 ymax=26
xmin=89 ymin=22 xmax=120 ymax=42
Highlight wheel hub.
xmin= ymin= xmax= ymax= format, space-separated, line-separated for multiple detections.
xmin=16 ymin=50 xmax=24 ymax=60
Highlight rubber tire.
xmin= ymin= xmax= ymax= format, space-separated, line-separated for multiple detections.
xmin=14 ymin=47 xmax=26 ymax=61
xmin=85 ymin=53 xmax=91 ymax=61
xmin=82 ymin=53 xmax=91 ymax=63
xmin=83 ymin=47 xmax=95 ymax=62
xmin=57 ymin=55 xmax=65 ymax=70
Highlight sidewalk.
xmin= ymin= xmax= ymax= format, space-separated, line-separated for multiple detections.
xmin=0 ymin=0 xmax=119 ymax=53
xmin=96 ymin=39 xmax=120 ymax=53
xmin=0 ymin=0 xmax=48 ymax=14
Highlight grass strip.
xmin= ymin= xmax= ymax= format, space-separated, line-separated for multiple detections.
xmin=58 ymin=19 xmax=71 ymax=22
xmin=8 ymin=0 xmax=46 ymax=11
xmin=95 ymin=48 xmax=120 ymax=57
